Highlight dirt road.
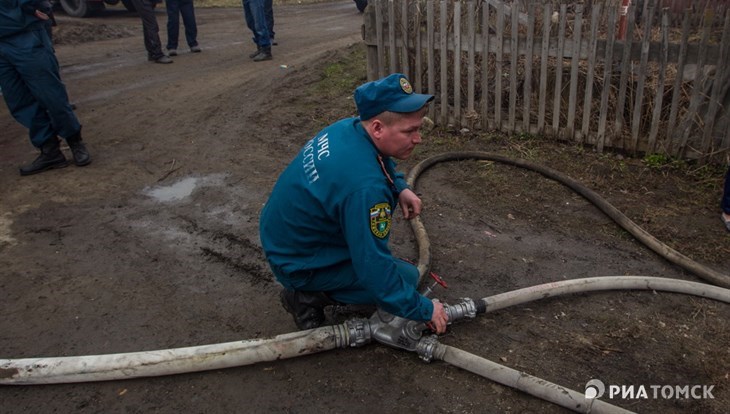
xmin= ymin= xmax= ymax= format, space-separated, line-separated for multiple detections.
xmin=1 ymin=2 xmax=728 ymax=413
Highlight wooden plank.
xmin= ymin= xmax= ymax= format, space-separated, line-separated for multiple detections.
xmin=375 ymin=0 xmax=386 ymax=79
xmin=401 ymin=0 xmax=409 ymax=79
xmin=552 ymin=4 xmax=567 ymax=135
xmin=440 ymin=0 xmax=448 ymax=124
xmin=566 ymin=5 xmax=584 ymax=140
xmin=481 ymin=2 xmax=491 ymax=129
xmin=700 ymin=10 xmax=730 ymax=161
xmin=597 ymin=4 xmax=617 ymax=152
xmin=467 ymin=0 xmax=476 ymax=126
xmin=454 ymin=0 xmax=462 ymax=127
xmin=538 ymin=1 xmax=551 ymax=133
xmin=666 ymin=10 xmax=690 ymax=156
xmin=495 ymin=3 xmax=505 ymax=129
xmin=613 ymin=3 xmax=636 ymax=148
xmin=678 ymin=9 xmax=713 ymax=157
xmin=363 ymin=4 xmax=379 ymax=81
xmin=415 ymin=0 xmax=423 ymax=92
xmin=523 ymin=3 xmax=536 ymax=133
xmin=581 ymin=5 xmax=601 ymax=143
xmin=388 ymin=0 xmax=397 ymax=74
xmin=630 ymin=0 xmax=655 ymax=154
xmin=508 ymin=0 xmax=519 ymax=131
xmin=648 ymin=9 xmax=670 ymax=154
xmin=427 ymin=0 xmax=435 ymax=120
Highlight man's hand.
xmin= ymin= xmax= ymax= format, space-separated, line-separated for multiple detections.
xmin=34 ymin=10 xmax=49 ymax=20
xmin=398 ymin=188 xmax=422 ymax=220
xmin=429 ymin=299 xmax=448 ymax=334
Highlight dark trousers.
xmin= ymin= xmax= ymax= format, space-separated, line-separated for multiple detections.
xmin=130 ymin=0 xmax=164 ymax=59
xmin=721 ymin=167 xmax=730 ymax=214
xmin=242 ymin=0 xmax=271 ymax=48
xmin=166 ymin=0 xmax=198 ymax=49
xmin=0 ymin=28 xmax=80 ymax=147
xmin=264 ymin=0 xmax=274 ymax=39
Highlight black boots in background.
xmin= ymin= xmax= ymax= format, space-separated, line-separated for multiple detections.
xmin=19 ymin=131 xmax=92 ymax=176
xmin=251 ymin=46 xmax=272 ymax=62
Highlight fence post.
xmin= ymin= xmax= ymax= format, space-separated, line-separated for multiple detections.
xmin=363 ymin=0 xmax=379 ymax=81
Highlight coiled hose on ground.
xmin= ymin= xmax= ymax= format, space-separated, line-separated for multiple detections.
xmin=406 ymin=151 xmax=730 ymax=288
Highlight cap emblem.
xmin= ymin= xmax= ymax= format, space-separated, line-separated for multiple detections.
xmin=399 ymin=78 xmax=413 ymax=94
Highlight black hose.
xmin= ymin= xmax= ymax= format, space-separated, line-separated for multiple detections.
xmin=406 ymin=151 xmax=730 ymax=289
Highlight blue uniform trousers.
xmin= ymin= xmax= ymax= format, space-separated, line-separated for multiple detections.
xmin=165 ymin=0 xmax=198 ymax=50
xmin=272 ymin=258 xmax=420 ymax=305
xmin=0 ymin=28 xmax=80 ymax=147
xmin=242 ymin=0 xmax=271 ymax=48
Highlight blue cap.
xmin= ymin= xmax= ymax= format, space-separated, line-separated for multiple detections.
xmin=354 ymin=73 xmax=434 ymax=121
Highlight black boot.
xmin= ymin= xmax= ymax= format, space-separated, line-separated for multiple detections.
xmin=19 ymin=138 xmax=68 ymax=176
xmin=252 ymin=47 xmax=272 ymax=62
xmin=65 ymin=130 xmax=91 ymax=166
xmin=279 ymin=289 xmax=338 ymax=330
xmin=248 ymin=46 xmax=261 ymax=58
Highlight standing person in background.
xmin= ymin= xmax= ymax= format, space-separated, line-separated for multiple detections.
xmin=722 ymin=164 xmax=730 ymax=232
xmin=0 ymin=0 xmax=92 ymax=175
xmin=242 ymin=0 xmax=272 ymax=62
xmin=165 ymin=0 xmax=201 ymax=56
xmin=130 ymin=0 xmax=172 ymax=64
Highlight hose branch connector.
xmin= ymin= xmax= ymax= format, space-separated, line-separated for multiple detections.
xmin=366 ymin=298 xmax=480 ymax=353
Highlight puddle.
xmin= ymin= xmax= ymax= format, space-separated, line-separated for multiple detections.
xmin=0 ymin=213 xmax=16 ymax=245
xmin=145 ymin=177 xmax=200 ymax=202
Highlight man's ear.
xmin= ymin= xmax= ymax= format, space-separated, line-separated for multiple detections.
xmin=369 ymin=119 xmax=385 ymax=141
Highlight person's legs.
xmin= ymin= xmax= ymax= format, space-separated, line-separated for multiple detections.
xmin=130 ymin=0 xmax=166 ymax=61
xmin=165 ymin=0 xmax=181 ymax=51
xmin=242 ymin=0 xmax=257 ymax=45
xmin=179 ymin=0 xmax=198 ymax=48
xmin=281 ymin=258 xmax=419 ymax=305
xmin=243 ymin=0 xmax=271 ymax=60
xmin=264 ymin=0 xmax=274 ymax=41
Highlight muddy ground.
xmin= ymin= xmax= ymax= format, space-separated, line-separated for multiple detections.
xmin=1 ymin=2 xmax=729 ymax=413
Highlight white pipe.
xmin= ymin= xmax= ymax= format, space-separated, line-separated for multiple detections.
xmin=0 ymin=325 xmax=345 ymax=385
xmin=434 ymin=344 xmax=635 ymax=414
xmin=481 ymin=276 xmax=730 ymax=313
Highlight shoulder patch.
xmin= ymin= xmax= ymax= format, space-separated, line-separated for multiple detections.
xmin=369 ymin=202 xmax=392 ymax=239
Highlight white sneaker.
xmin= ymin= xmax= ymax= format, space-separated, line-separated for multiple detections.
xmin=168 ymin=49 xmax=177 ymax=56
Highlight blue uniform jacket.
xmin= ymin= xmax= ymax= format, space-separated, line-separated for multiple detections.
xmin=0 ymin=0 xmax=43 ymax=39
xmin=260 ymin=117 xmax=433 ymax=321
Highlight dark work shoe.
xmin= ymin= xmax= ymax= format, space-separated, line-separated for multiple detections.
xmin=19 ymin=138 xmax=68 ymax=176
xmin=279 ymin=289 xmax=337 ymax=330
xmin=66 ymin=132 xmax=91 ymax=166
xmin=252 ymin=47 xmax=272 ymax=62
xmin=248 ymin=47 xmax=261 ymax=59
xmin=154 ymin=55 xmax=173 ymax=64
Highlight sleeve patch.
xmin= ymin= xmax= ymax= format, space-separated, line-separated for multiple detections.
xmin=369 ymin=202 xmax=392 ymax=238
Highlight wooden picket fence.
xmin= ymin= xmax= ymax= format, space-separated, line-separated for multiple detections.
xmin=362 ymin=0 xmax=730 ymax=162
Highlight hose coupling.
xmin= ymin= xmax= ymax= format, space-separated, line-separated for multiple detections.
xmin=344 ymin=318 xmax=372 ymax=348
xmin=416 ymin=335 xmax=439 ymax=363
xmin=444 ymin=298 xmax=478 ymax=323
